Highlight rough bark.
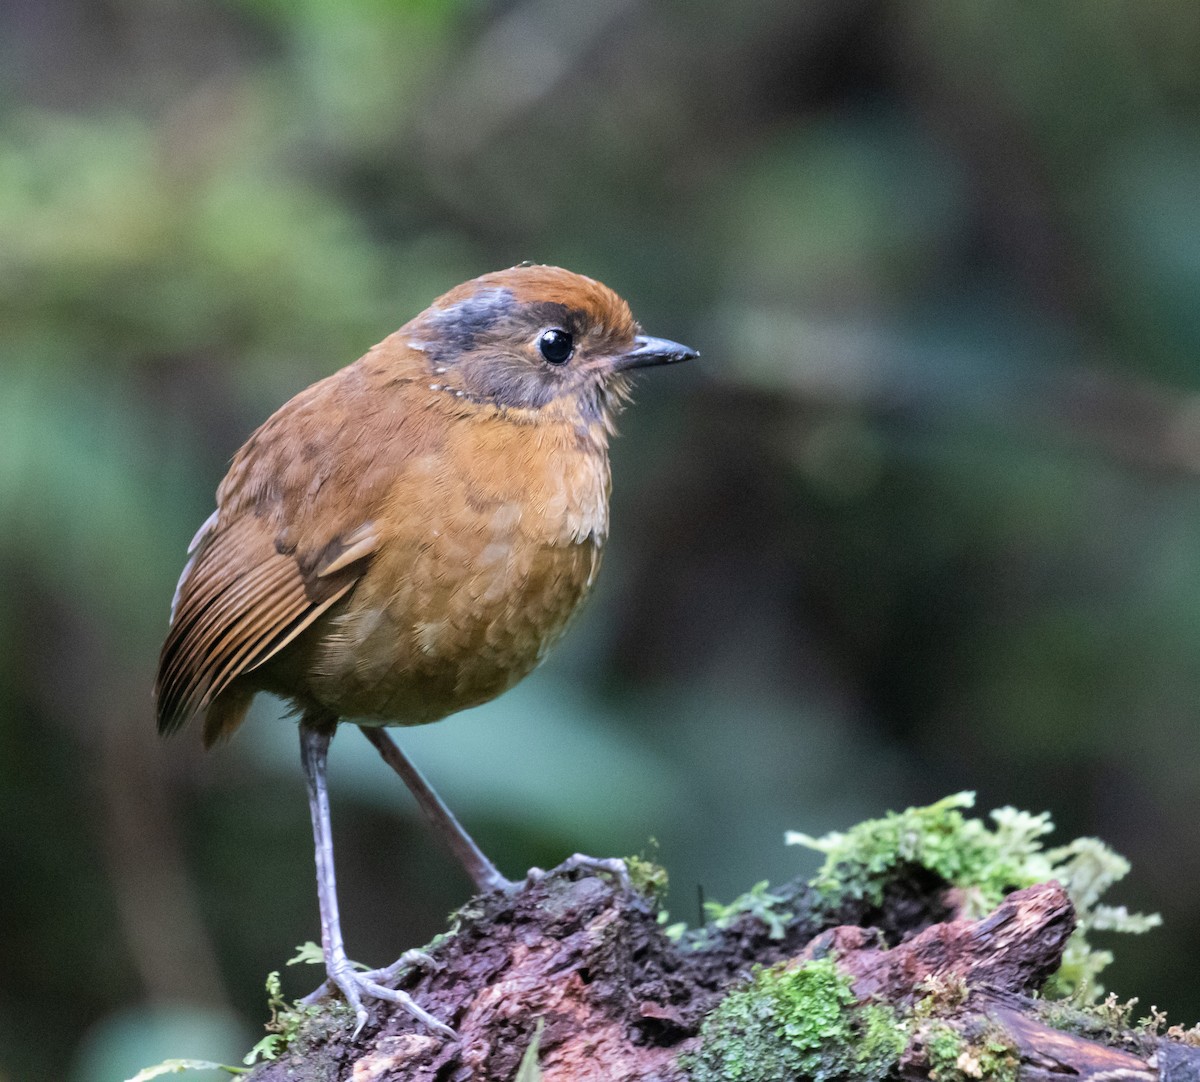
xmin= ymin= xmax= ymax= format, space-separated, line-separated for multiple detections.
xmin=244 ymin=868 xmax=1200 ymax=1082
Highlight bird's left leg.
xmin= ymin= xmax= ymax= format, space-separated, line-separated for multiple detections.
xmin=299 ymin=716 xmax=454 ymax=1038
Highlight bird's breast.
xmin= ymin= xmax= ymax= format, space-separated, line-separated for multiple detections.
xmin=307 ymin=417 xmax=611 ymax=723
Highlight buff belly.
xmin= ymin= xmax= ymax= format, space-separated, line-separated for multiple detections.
xmin=295 ymin=531 xmax=602 ymax=725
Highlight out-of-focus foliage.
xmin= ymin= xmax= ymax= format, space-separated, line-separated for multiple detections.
xmin=4 ymin=1 xmax=1200 ymax=1079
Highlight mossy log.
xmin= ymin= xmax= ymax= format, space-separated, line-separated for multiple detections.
xmin=242 ymin=867 xmax=1200 ymax=1082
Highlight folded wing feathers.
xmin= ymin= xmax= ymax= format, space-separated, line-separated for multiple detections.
xmin=316 ymin=522 xmax=380 ymax=578
xmin=156 ymin=516 xmax=376 ymax=735
xmin=170 ymin=510 xmax=219 ymax=622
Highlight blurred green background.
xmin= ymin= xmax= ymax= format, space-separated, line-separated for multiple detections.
xmin=5 ymin=0 xmax=1200 ymax=1078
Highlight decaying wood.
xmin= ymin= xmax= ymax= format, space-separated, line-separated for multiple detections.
xmin=245 ymin=870 xmax=1200 ymax=1082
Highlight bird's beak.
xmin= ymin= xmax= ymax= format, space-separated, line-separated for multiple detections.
xmin=614 ymin=334 xmax=699 ymax=371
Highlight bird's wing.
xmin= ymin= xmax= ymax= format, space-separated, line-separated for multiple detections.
xmin=154 ymin=354 xmax=428 ymax=744
xmin=155 ymin=512 xmax=378 ymax=740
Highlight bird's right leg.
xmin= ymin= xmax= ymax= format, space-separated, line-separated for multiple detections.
xmin=299 ymin=716 xmax=454 ymax=1038
xmin=359 ymin=725 xmax=515 ymax=893
xmin=359 ymin=730 xmax=631 ymax=896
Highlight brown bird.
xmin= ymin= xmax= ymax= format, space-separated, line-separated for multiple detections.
xmin=155 ymin=264 xmax=696 ymax=1036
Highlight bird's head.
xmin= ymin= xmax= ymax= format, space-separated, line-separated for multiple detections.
xmin=403 ymin=264 xmax=697 ymax=434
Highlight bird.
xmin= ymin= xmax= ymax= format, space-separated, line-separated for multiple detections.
xmin=154 ymin=263 xmax=697 ymax=1037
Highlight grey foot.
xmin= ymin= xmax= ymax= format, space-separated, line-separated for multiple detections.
xmin=526 ymin=853 xmax=631 ymax=891
xmin=477 ymin=868 xmax=521 ymax=894
xmin=302 ymin=950 xmax=454 ymax=1039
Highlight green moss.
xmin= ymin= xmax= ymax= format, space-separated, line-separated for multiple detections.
xmin=787 ymin=793 xmax=1050 ymax=912
xmin=682 ymin=952 xmax=1026 ymax=1082
xmin=624 ymin=855 xmax=670 ymax=901
xmin=1036 ymin=991 xmax=1181 ymax=1055
xmin=787 ymin=792 xmax=1160 ymax=999
xmin=912 ymin=974 xmax=971 ymax=1018
xmin=682 ymin=794 xmax=1163 ymax=1081
xmin=242 ymin=971 xmax=354 ymax=1066
xmin=923 ymin=1021 xmax=1018 ymax=1082
xmin=924 ymin=1022 xmax=965 ymax=1080
xmin=855 ymin=1004 xmax=910 ymax=1078
xmin=973 ymin=1035 xmax=1017 ymax=1082
xmin=703 ymin=880 xmax=794 ymax=940
xmin=682 ymin=957 xmax=904 ymax=1082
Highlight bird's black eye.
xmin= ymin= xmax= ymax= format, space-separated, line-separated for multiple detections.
xmin=538 ymin=328 xmax=574 ymax=365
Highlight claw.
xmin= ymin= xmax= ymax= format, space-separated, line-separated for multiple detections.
xmin=362 ymin=948 xmax=440 ymax=984
xmin=356 ymin=975 xmax=456 ymax=1039
xmin=302 ymin=950 xmax=454 ymax=1039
